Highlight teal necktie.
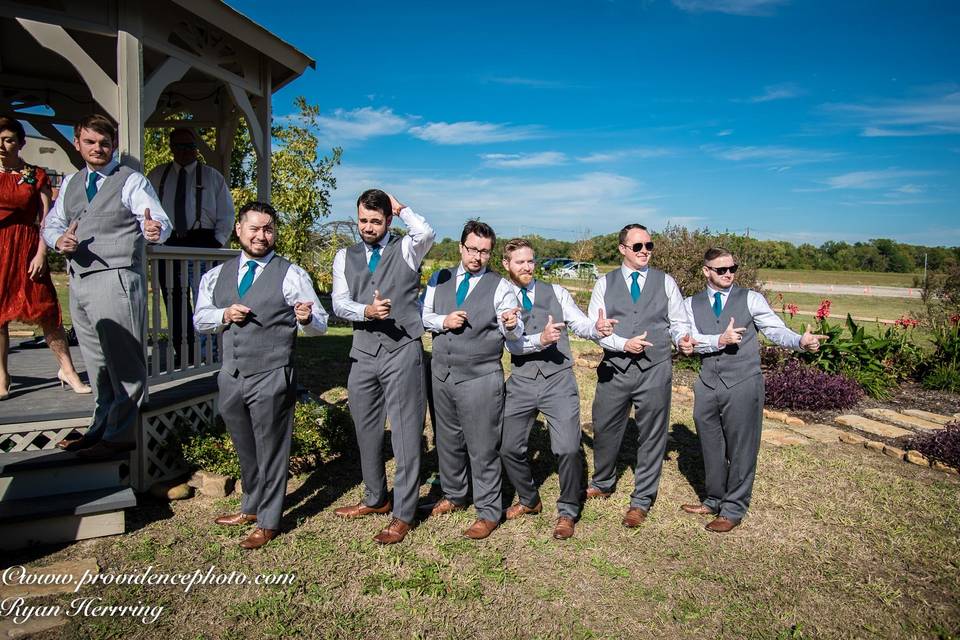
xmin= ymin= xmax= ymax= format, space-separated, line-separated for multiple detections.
xmin=85 ymin=172 xmax=98 ymax=202
xmin=456 ymin=272 xmax=472 ymax=306
xmin=520 ymin=287 xmax=533 ymax=312
xmin=368 ymin=246 xmax=381 ymax=273
xmin=630 ymin=272 xmax=641 ymax=303
xmin=713 ymin=292 xmax=723 ymax=317
xmin=237 ymin=260 xmax=258 ymax=297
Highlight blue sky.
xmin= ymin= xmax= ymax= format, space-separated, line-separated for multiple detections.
xmin=228 ymin=0 xmax=959 ymax=246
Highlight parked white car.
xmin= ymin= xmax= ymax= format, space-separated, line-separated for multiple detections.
xmin=556 ymin=262 xmax=599 ymax=279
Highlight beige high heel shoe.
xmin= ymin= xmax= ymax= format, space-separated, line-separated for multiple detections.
xmin=58 ymin=369 xmax=92 ymax=394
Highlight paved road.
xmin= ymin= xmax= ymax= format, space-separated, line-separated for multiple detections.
xmin=763 ymin=281 xmax=920 ymax=299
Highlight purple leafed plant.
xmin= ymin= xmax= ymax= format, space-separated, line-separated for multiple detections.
xmin=764 ymin=359 xmax=863 ymax=411
xmin=907 ymin=422 xmax=960 ymax=471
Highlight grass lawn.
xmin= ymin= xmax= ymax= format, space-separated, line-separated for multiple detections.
xmin=10 ymin=333 xmax=960 ymax=639
xmin=766 ymin=291 xmax=924 ymax=323
xmin=759 ymin=269 xmax=920 ymax=288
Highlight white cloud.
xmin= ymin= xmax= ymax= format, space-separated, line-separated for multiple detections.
xmin=716 ymin=129 xmax=734 ymax=137
xmin=671 ymin=0 xmax=788 ymax=16
xmin=823 ymin=169 xmax=936 ymax=190
xmin=312 ymin=106 xmax=411 ymax=141
xmin=486 ymin=76 xmax=574 ymax=89
xmin=481 ymin=152 xmax=567 ymax=168
xmin=577 ymin=148 xmax=674 ymax=163
xmin=702 ymin=144 xmax=842 ymax=165
xmin=822 ymin=90 xmax=960 ymax=137
xmin=409 ymin=121 xmax=543 ymax=145
xmin=746 ymin=82 xmax=805 ymax=103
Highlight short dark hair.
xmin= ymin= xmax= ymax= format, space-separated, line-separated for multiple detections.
xmin=356 ymin=189 xmax=392 ymax=219
xmin=618 ymin=223 xmax=649 ymax=245
xmin=169 ymin=128 xmax=196 ymax=141
xmin=0 ymin=115 xmax=26 ymax=144
xmin=502 ymin=238 xmax=533 ymax=259
xmin=74 ymin=114 xmax=117 ymax=144
xmin=461 ymin=219 xmax=496 ymax=247
xmin=238 ymin=201 xmax=277 ymax=223
xmin=703 ymin=247 xmax=734 ymax=264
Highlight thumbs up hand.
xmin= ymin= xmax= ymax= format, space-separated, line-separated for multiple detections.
xmin=143 ymin=208 xmax=162 ymax=242
xmin=678 ymin=333 xmax=699 ymax=356
xmin=595 ymin=308 xmax=618 ymax=337
xmin=539 ymin=314 xmax=567 ymax=346
xmin=56 ymin=220 xmax=79 ymax=254
xmin=718 ymin=317 xmax=747 ymax=346
xmin=800 ymin=325 xmax=829 ymax=352
xmin=294 ymin=301 xmax=314 ymax=325
xmin=364 ymin=289 xmax=392 ymax=320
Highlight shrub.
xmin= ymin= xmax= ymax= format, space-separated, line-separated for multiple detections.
xmin=765 ymin=359 xmax=863 ymax=411
xmin=922 ymin=363 xmax=960 ymax=393
xmin=180 ymin=399 xmax=352 ymax=479
xmin=907 ymin=422 xmax=960 ymax=470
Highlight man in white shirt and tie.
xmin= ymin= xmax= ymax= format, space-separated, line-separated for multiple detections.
xmin=194 ymin=201 xmax=328 ymax=549
xmin=500 ymin=238 xmax=615 ymax=540
xmin=677 ymin=247 xmax=826 ymax=532
xmin=330 ymin=189 xmax=435 ymax=545
xmin=586 ymin=223 xmax=689 ymax=528
xmin=147 ymin=128 xmax=235 ymax=365
xmin=421 ymin=220 xmax=524 ymax=540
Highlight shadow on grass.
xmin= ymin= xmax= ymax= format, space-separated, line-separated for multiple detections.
xmin=669 ymin=422 xmax=707 ymax=501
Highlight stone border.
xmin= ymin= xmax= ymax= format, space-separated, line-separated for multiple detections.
xmin=838 ymin=431 xmax=959 ymax=476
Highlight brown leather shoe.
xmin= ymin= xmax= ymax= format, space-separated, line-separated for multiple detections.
xmin=215 ymin=512 xmax=257 ymax=526
xmin=239 ymin=527 xmax=278 ymax=549
xmin=430 ymin=498 xmax=467 ymax=516
xmin=586 ymin=487 xmax=612 ymax=500
xmin=463 ymin=519 xmax=498 ymax=540
xmin=334 ymin=501 xmax=392 ymax=518
xmin=553 ymin=517 xmax=576 ymax=540
xmin=622 ymin=507 xmax=647 ymax=528
xmin=505 ymin=500 xmax=542 ymax=520
xmin=373 ymin=518 xmax=411 ymax=545
xmin=75 ymin=439 xmax=135 ymax=460
xmin=681 ymin=503 xmax=715 ymax=515
xmin=705 ymin=516 xmax=740 ymax=533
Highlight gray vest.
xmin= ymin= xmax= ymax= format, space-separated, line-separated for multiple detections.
xmin=430 ymin=268 xmax=504 ymax=383
xmin=344 ymin=235 xmax=423 ymax=357
xmin=62 ymin=165 xmax=143 ymax=276
xmin=510 ymin=281 xmax=573 ymax=379
xmin=212 ymin=254 xmax=297 ymax=376
xmin=602 ymin=267 xmax=672 ymax=372
xmin=691 ymin=286 xmax=761 ymax=389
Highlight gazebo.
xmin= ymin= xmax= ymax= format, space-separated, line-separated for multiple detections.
xmin=0 ymin=0 xmax=315 ymax=548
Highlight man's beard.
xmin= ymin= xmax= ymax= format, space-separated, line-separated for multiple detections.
xmin=242 ymin=239 xmax=274 ymax=257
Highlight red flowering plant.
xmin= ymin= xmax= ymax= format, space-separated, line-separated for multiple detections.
xmin=815 ymin=299 xmax=831 ymax=322
xmin=785 ymin=303 xmax=799 ymax=318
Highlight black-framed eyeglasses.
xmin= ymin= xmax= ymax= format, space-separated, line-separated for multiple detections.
xmin=706 ymin=264 xmax=739 ymax=275
xmin=171 ymin=142 xmax=198 ymax=151
xmin=622 ymin=241 xmax=655 ymax=252
xmin=462 ymin=245 xmax=492 ymax=258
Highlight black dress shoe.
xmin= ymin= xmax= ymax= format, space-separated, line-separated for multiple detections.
xmin=75 ymin=439 xmax=135 ymax=460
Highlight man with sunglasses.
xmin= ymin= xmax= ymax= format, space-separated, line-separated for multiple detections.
xmin=147 ymin=128 xmax=235 ymax=365
xmin=421 ymin=220 xmax=524 ymax=540
xmin=678 ymin=247 xmax=827 ymax=533
xmin=586 ymin=223 xmax=689 ymax=528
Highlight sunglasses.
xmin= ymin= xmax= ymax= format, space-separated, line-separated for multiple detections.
xmin=171 ymin=142 xmax=198 ymax=151
xmin=622 ymin=241 xmax=655 ymax=252
xmin=706 ymin=264 xmax=739 ymax=275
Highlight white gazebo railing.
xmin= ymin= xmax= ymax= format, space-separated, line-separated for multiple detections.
xmin=144 ymin=245 xmax=240 ymax=397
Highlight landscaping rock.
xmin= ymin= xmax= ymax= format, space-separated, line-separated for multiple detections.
xmin=834 ymin=415 xmax=913 ymax=439
xmin=0 ymin=559 xmax=98 ymax=599
xmin=761 ymin=428 xmax=809 ymax=446
xmin=863 ymin=408 xmax=944 ymax=431
xmin=763 ymin=409 xmax=791 ymax=423
xmin=932 ymin=461 xmax=959 ymax=475
xmin=905 ymin=450 xmax=930 ymax=467
xmin=864 ymin=440 xmax=885 ymax=452
xmin=198 ymin=472 xmax=234 ymax=498
xmin=838 ymin=432 xmax=867 ymax=445
xmin=0 ymin=615 xmax=67 ymax=638
xmin=901 ymin=409 xmax=954 ymax=425
xmin=150 ymin=480 xmax=193 ymax=501
xmin=883 ymin=445 xmax=906 ymax=460
xmin=783 ymin=416 xmax=805 ymax=426
xmin=786 ymin=423 xmax=844 ymax=444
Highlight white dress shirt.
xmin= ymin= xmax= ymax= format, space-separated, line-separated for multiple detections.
xmin=331 ymin=207 xmax=435 ymax=321
xmin=43 ymin=159 xmax=172 ymax=248
xmin=683 ymin=285 xmax=802 ymax=353
xmin=587 ymin=264 xmax=689 ymax=352
xmin=421 ymin=264 xmax=524 ymax=340
xmin=194 ymin=251 xmax=328 ymax=336
xmin=505 ymin=279 xmax=600 ymax=355
xmin=146 ymin=160 xmax=235 ymax=246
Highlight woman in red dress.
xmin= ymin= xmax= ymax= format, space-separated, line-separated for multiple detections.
xmin=0 ymin=115 xmax=90 ymax=399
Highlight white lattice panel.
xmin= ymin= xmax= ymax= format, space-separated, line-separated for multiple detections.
xmin=132 ymin=393 xmax=218 ymax=491
xmin=0 ymin=418 xmax=89 ymax=453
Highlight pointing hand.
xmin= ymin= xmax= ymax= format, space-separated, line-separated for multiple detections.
xmin=539 ymin=314 xmax=567 ymax=346
xmin=365 ymin=289 xmax=392 ymax=320
xmin=56 ymin=220 xmax=80 ymax=254
xmin=443 ymin=310 xmax=468 ymax=330
xmin=294 ymin=301 xmax=314 ymax=325
xmin=223 ymin=304 xmax=252 ymax=324
xmin=800 ymin=325 xmax=829 ymax=352
xmin=718 ymin=317 xmax=747 ymax=347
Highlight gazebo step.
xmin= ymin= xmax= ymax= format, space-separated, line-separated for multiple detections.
xmin=0 ymin=449 xmax=129 ymax=501
xmin=0 ymin=486 xmax=135 ymax=549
